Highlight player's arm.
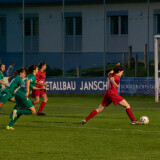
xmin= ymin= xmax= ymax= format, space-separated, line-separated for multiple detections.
xmin=36 ymin=81 xmax=47 ymax=86
xmin=0 ymin=80 xmax=8 ymax=86
xmin=43 ymin=82 xmax=47 ymax=86
xmin=25 ymin=79 xmax=30 ymax=97
xmin=36 ymin=81 xmax=43 ymax=86
xmin=110 ymin=77 xmax=119 ymax=88
xmin=32 ymin=86 xmax=46 ymax=91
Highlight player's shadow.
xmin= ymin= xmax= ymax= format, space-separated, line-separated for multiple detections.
xmin=51 ymin=115 xmax=85 ymax=118
xmin=33 ymin=120 xmax=81 ymax=125
xmin=0 ymin=113 xmax=9 ymax=115
xmin=33 ymin=120 xmax=67 ymax=124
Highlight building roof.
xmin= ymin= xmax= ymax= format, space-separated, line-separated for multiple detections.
xmin=0 ymin=0 xmax=158 ymax=5
xmin=0 ymin=0 xmax=101 ymax=4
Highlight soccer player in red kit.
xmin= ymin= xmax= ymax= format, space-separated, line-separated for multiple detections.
xmin=32 ymin=62 xmax=48 ymax=116
xmin=79 ymin=64 xmax=143 ymax=125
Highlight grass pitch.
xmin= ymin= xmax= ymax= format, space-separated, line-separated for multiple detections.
xmin=0 ymin=95 xmax=160 ymax=160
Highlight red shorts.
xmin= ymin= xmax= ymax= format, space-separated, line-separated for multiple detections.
xmin=31 ymin=90 xmax=46 ymax=98
xmin=101 ymin=91 xmax=124 ymax=106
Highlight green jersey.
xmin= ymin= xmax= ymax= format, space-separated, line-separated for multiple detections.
xmin=0 ymin=72 xmax=4 ymax=89
xmin=18 ymin=73 xmax=36 ymax=95
xmin=2 ymin=75 xmax=23 ymax=94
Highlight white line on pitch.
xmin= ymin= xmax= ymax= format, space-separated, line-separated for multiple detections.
xmin=18 ymin=122 xmax=160 ymax=133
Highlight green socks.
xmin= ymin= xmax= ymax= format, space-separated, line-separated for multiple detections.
xmin=8 ymin=117 xmax=19 ymax=127
xmin=17 ymin=110 xmax=32 ymax=115
xmin=8 ymin=114 xmax=21 ymax=127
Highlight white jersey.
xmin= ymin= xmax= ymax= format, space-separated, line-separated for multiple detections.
xmin=6 ymin=65 xmax=14 ymax=76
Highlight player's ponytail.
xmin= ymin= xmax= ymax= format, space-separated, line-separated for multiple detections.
xmin=38 ymin=62 xmax=46 ymax=69
xmin=113 ymin=65 xmax=124 ymax=74
xmin=14 ymin=67 xmax=26 ymax=76
xmin=26 ymin=64 xmax=37 ymax=74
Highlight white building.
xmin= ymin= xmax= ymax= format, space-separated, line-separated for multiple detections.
xmin=0 ymin=0 xmax=159 ymax=71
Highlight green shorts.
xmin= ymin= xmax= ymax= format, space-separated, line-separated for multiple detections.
xmin=0 ymin=91 xmax=14 ymax=104
xmin=15 ymin=91 xmax=33 ymax=109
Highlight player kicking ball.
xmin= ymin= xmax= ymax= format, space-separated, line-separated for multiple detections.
xmin=79 ymin=64 xmax=144 ymax=125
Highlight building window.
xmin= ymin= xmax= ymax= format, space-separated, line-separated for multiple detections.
xmin=109 ymin=15 xmax=128 ymax=35
xmin=65 ymin=13 xmax=82 ymax=52
xmin=24 ymin=14 xmax=39 ymax=52
xmin=65 ymin=17 xmax=73 ymax=36
xmin=0 ymin=15 xmax=6 ymax=52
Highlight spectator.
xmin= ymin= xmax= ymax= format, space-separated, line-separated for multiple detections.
xmin=6 ymin=62 xmax=15 ymax=82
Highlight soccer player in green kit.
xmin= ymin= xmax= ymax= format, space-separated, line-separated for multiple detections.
xmin=0 ymin=67 xmax=27 ymax=110
xmin=6 ymin=65 xmax=46 ymax=130
xmin=0 ymin=64 xmax=8 ymax=94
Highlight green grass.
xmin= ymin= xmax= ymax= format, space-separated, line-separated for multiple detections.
xmin=0 ymin=95 xmax=160 ymax=160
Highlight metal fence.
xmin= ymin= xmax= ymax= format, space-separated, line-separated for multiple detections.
xmin=0 ymin=0 xmax=153 ymax=77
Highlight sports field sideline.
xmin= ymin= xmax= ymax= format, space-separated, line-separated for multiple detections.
xmin=0 ymin=95 xmax=160 ymax=160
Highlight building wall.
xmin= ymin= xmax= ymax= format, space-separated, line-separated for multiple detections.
xmin=23 ymin=4 xmax=105 ymax=53
xmin=39 ymin=6 xmax=62 ymax=52
xmin=24 ymin=6 xmax=62 ymax=52
xmin=0 ymin=7 xmax=22 ymax=52
xmin=82 ymin=4 xmax=104 ymax=52
xmin=106 ymin=3 xmax=147 ymax=53
xmin=0 ymin=3 xmax=159 ymax=56
xmin=128 ymin=3 xmax=148 ymax=52
xmin=7 ymin=8 xmax=22 ymax=52
xmin=149 ymin=2 xmax=160 ymax=52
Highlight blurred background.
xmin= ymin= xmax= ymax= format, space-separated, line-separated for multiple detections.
xmin=0 ymin=0 xmax=157 ymax=77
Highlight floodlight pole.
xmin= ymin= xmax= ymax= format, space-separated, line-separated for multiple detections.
xmin=154 ymin=35 xmax=159 ymax=102
xmin=62 ymin=0 xmax=65 ymax=77
xmin=22 ymin=0 xmax=25 ymax=67
xmin=147 ymin=0 xmax=150 ymax=77
xmin=103 ymin=0 xmax=106 ymax=77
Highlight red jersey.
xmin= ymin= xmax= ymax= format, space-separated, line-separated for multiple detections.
xmin=107 ymin=73 xmax=120 ymax=94
xmin=35 ymin=70 xmax=46 ymax=88
xmin=101 ymin=73 xmax=123 ymax=106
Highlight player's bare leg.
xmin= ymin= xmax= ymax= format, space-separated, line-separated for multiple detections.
xmin=32 ymin=96 xmax=40 ymax=105
xmin=79 ymin=104 xmax=105 ymax=124
xmin=30 ymin=106 xmax=36 ymax=115
xmin=10 ymin=97 xmax=16 ymax=102
xmin=0 ymin=102 xmax=4 ymax=109
xmin=37 ymin=94 xmax=48 ymax=116
xmin=119 ymin=99 xmax=144 ymax=125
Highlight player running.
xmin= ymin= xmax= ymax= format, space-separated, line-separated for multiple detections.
xmin=0 ymin=67 xmax=26 ymax=110
xmin=79 ymin=64 xmax=143 ymax=125
xmin=0 ymin=64 xmax=8 ymax=94
xmin=32 ymin=62 xmax=48 ymax=116
xmin=6 ymin=65 xmax=45 ymax=130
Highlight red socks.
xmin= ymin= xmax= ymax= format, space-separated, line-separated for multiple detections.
xmin=126 ymin=108 xmax=135 ymax=121
xmin=33 ymin=101 xmax=46 ymax=113
xmin=38 ymin=101 xmax=46 ymax=113
xmin=86 ymin=110 xmax=98 ymax=121
xmin=85 ymin=108 xmax=135 ymax=122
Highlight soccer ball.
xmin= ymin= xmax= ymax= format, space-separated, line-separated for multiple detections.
xmin=140 ymin=116 xmax=149 ymax=124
